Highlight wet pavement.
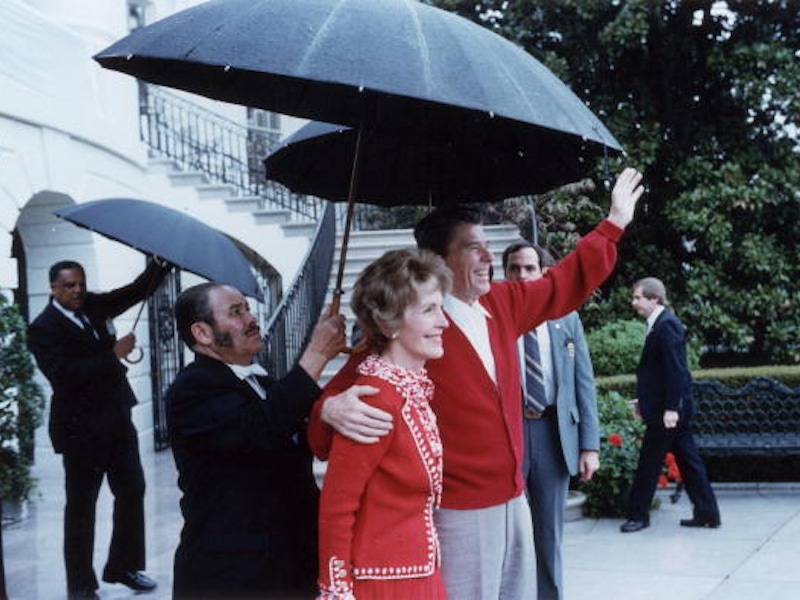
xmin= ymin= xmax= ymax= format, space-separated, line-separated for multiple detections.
xmin=3 ymin=446 xmax=799 ymax=599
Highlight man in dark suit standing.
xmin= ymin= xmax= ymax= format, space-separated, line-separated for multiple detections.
xmin=620 ymin=277 xmax=721 ymax=533
xmin=27 ymin=259 xmax=169 ymax=599
xmin=503 ymin=242 xmax=600 ymax=600
xmin=167 ymin=282 xmax=384 ymax=599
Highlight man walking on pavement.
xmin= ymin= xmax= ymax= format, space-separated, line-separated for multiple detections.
xmin=620 ymin=276 xmax=721 ymax=533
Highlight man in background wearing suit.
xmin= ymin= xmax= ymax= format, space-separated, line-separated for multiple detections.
xmin=503 ymin=242 xmax=600 ymax=600
xmin=28 ymin=259 xmax=169 ymax=599
xmin=620 ymin=276 xmax=721 ymax=533
xmin=167 ymin=282 xmax=383 ymax=599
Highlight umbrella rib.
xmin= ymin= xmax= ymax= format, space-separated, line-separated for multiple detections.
xmin=297 ymin=0 xmax=348 ymax=78
xmin=402 ymin=0 xmax=433 ymax=96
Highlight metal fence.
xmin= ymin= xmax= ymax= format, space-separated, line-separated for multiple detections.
xmin=261 ymin=202 xmax=336 ymax=378
xmin=139 ymin=84 xmax=326 ymax=223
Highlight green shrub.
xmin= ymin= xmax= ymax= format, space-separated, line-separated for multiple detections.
xmin=578 ymin=390 xmax=644 ymax=518
xmin=587 ymin=317 xmax=701 ymax=378
xmin=586 ymin=319 xmax=644 ymax=377
xmin=0 ymin=293 xmax=45 ymax=501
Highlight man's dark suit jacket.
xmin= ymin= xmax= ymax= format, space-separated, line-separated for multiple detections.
xmin=166 ymin=354 xmax=322 ymax=598
xmin=27 ymin=267 xmax=162 ymax=453
xmin=636 ymin=309 xmax=695 ymax=426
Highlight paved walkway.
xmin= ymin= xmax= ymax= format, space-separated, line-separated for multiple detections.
xmin=3 ymin=446 xmax=799 ymax=599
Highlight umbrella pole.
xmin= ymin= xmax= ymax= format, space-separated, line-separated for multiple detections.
xmin=329 ymin=123 xmax=365 ymax=316
xmin=124 ymin=262 xmax=164 ymax=364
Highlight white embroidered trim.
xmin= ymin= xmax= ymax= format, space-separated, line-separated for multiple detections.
xmin=318 ymin=556 xmax=355 ymax=599
xmin=351 ymin=355 xmax=443 ymax=580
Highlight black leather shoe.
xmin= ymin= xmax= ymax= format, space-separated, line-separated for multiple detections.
xmin=680 ymin=517 xmax=720 ymax=528
xmin=102 ymin=570 xmax=157 ymax=592
xmin=68 ymin=591 xmax=99 ymax=600
xmin=620 ymin=519 xmax=650 ymax=533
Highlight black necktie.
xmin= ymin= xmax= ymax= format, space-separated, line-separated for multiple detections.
xmin=523 ymin=330 xmax=547 ymax=414
xmin=76 ymin=311 xmax=98 ymax=339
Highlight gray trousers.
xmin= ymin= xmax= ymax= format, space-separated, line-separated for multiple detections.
xmin=435 ymin=494 xmax=536 ymax=599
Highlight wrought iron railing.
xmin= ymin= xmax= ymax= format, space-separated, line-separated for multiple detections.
xmin=139 ymin=84 xmax=326 ymax=223
xmin=138 ymin=84 xmax=337 ymax=447
xmin=261 ymin=202 xmax=336 ymax=378
xmin=139 ymin=84 xmax=534 ymax=233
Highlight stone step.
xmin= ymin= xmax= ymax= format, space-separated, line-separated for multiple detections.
xmin=167 ymin=171 xmax=209 ymax=187
xmin=225 ymin=196 xmax=263 ymax=213
xmin=253 ymin=209 xmax=292 ymax=225
xmin=195 ymin=183 xmax=238 ymax=200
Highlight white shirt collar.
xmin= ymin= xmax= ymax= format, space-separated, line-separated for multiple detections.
xmin=646 ymin=305 xmax=666 ymax=334
xmin=228 ymin=363 xmax=268 ymax=399
xmin=52 ymin=299 xmax=84 ymax=328
xmin=228 ymin=362 xmax=268 ymax=380
xmin=443 ymin=294 xmax=496 ymax=383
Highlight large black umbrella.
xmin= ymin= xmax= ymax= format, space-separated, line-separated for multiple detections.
xmin=264 ymin=120 xmax=596 ymax=204
xmin=94 ymin=0 xmax=619 ymax=159
xmin=94 ymin=0 xmax=622 ymax=310
xmin=55 ymin=198 xmax=263 ymax=300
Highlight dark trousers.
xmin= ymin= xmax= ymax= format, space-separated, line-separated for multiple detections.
xmin=61 ymin=433 xmax=146 ymax=593
xmin=627 ymin=419 xmax=720 ymax=523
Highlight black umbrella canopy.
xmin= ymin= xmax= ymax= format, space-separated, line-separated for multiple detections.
xmin=55 ymin=199 xmax=264 ymax=300
xmin=264 ymin=120 xmax=602 ymax=205
xmin=95 ymin=0 xmax=621 ymax=176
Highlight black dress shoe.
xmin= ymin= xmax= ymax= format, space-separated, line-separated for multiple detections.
xmin=620 ymin=519 xmax=650 ymax=533
xmin=680 ymin=517 xmax=721 ymax=528
xmin=102 ymin=570 xmax=157 ymax=592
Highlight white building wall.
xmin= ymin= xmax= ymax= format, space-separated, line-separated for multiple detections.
xmin=1 ymin=0 xmax=312 ymax=453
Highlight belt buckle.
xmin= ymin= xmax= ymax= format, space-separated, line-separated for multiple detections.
xmin=524 ymin=407 xmax=542 ymax=420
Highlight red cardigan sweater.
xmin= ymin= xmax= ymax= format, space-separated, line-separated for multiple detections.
xmin=317 ymin=356 xmax=443 ymax=598
xmin=310 ymin=219 xmax=622 ymax=509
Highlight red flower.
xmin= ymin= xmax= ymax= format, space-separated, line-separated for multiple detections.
xmin=664 ymin=452 xmax=682 ymax=482
xmin=607 ymin=433 xmax=624 ymax=447
xmin=658 ymin=474 xmax=669 ymax=488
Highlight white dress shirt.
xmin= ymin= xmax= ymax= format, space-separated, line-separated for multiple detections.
xmin=228 ymin=363 xmax=268 ymax=399
xmin=443 ymin=294 xmax=497 ymax=383
xmin=646 ymin=305 xmax=665 ymax=336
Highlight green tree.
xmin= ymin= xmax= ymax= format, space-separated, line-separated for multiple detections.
xmin=429 ymin=0 xmax=800 ymax=363
xmin=0 ymin=293 xmax=45 ymax=501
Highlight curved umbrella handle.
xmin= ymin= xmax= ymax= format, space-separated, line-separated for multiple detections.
xmin=124 ymin=346 xmax=144 ymax=364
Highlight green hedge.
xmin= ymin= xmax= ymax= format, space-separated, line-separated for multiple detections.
xmin=597 ymin=364 xmax=800 ymax=398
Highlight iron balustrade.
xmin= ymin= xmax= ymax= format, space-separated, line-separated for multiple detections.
xmin=139 ymin=84 xmax=325 ymax=223
xmin=138 ymin=84 xmax=338 ymax=447
xmin=261 ymin=203 xmax=336 ymax=379
xmin=140 ymin=84 xmax=534 ymax=233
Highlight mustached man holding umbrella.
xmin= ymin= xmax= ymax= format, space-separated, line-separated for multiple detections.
xmin=27 ymin=258 xmax=171 ymax=599
xmin=166 ymin=282 xmax=386 ymax=599
xmin=311 ymin=168 xmax=644 ymax=599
